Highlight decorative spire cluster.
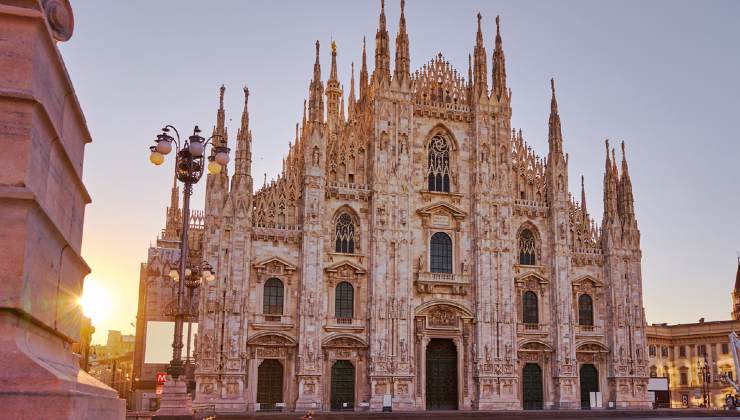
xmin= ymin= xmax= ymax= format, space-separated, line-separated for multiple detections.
xmin=394 ymin=0 xmax=410 ymax=82
xmin=602 ymin=139 xmax=635 ymax=230
xmin=374 ymin=0 xmax=391 ymax=83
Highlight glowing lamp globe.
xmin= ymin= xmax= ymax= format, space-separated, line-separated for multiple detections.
xmin=215 ymin=151 xmax=229 ymax=166
xmin=149 ymin=151 xmax=165 ymax=165
xmin=156 ymin=140 xmax=172 ymax=155
xmin=188 ymin=141 xmax=205 ymax=157
xmin=208 ymin=161 xmax=222 ymax=174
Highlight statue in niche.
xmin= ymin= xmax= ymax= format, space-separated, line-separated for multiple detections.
xmin=400 ymin=338 xmax=408 ymax=361
xmin=417 ymin=255 xmax=425 ymax=272
xmin=312 ymin=146 xmax=320 ymax=166
xmin=484 ymin=344 xmax=492 ymax=363
xmin=230 ymin=336 xmax=239 ymax=358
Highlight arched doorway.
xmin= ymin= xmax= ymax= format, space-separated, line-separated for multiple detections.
xmin=425 ymin=338 xmax=458 ymax=410
xmin=579 ymin=364 xmax=599 ymax=409
xmin=256 ymin=359 xmax=283 ymax=411
xmin=330 ymin=360 xmax=355 ymax=410
xmin=522 ymin=363 xmax=543 ymax=410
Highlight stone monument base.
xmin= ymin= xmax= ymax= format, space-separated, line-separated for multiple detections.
xmin=154 ymin=378 xmax=194 ymax=420
xmin=0 ymin=311 xmax=125 ymax=420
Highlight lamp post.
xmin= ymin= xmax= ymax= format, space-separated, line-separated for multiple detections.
xmin=149 ymin=125 xmax=228 ymax=416
xmin=697 ymin=356 xmax=714 ymax=408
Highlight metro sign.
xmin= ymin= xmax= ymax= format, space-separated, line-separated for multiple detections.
xmin=156 ymin=372 xmax=167 ymax=385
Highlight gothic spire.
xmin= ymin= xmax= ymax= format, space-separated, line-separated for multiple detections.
xmin=326 ymin=40 xmax=342 ymax=122
xmin=394 ymin=0 xmax=410 ymax=82
xmin=348 ymin=62 xmax=356 ymax=107
xmin=619 ymin=141 xmax=635 ymax=221
xmin=603 ymin=139 xmax=619 ymax=223
xmin=308 ymin=40 xmax=324 ymax=123
xmin=492 ymin=15 xmax=508 ymax=100
xmin=548 ymin=78 xmax=563 ymax=154
xmin=234 ymin=86 xmax=252 ymax=178
xmin=581 ymin=175 xmax=587 ymax=218
xmin=473 ymin=13 xmax=488 ymax=97
xmin=374 ymin=0 xmax=391 ymax=83
xmin=360 ymin=37 xmax=369 ymax=100
xmin=214 ymin=85 xmax=227 ymax=148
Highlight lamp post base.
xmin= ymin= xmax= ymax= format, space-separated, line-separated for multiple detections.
xmin=154 ymin=378 xmax=193 ymax=419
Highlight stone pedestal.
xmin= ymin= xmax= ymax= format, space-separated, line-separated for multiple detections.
xmin=154 ymin=379 xmax=193 ymax=419
xmin=0 ymin=1 xmax=124 ymax=418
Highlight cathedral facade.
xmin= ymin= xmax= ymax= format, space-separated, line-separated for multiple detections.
xmin=194 ymin=2 xmax=650 ymax=412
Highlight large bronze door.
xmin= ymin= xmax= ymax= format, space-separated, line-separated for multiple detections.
xmin=425 ymin=338 xmax=458 ymax=410
xmin=579 ymin=364 xmax=599 ymax=409
xmin=330 ymin=360 xmax=355 ymax=410
xmin=256 ymin=359 xmax=283 ymax=411
xmin=522 ymin=363 xmax=543 ymax=410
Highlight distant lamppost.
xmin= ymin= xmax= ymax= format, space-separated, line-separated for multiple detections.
xmin=697 ymin=356 xmax=715 ymax=408
xmin=148 ymin=125 xmax=228 ymax=410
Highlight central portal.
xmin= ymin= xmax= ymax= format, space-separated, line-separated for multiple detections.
xmin=425 ymin=338 xmax=458 ymax=410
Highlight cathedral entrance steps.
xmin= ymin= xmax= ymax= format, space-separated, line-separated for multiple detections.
xmin=217 ymin=409 xmax=740 ymax=420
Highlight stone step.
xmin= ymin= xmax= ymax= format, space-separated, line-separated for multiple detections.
xmin=215 ymin=409 xmax=740 ymax=420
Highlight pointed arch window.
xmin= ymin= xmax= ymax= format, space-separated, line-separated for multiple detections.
xmin=518 ymin=229 xmax=537 ymax=265
xmin=335 ymin=213 xmax=356 ymax=254
xmin=430 ymin=232 xmax=453 ymax=273
xmin=578 ymin=294 xmax=594 ymax=326
xmin=522 ymin=291 xmax=539 ymax=324
xmin=335 ymin=281 xmax=354 ymax=320
xmin=263 ymin=278 xmax=284 ymax=315
xmin=427 ymin=135 xmax=450 ymax=192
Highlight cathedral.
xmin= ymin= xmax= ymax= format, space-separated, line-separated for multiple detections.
xmin=193 ymin=1 xmax=650 ymax=412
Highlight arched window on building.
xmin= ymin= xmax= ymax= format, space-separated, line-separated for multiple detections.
xmin=335 ymin=213 xmax=356 ymax=254
xmin=263 ymin=278 xmax=284 ymax=315
xmin=522 ymin=291 xmax=539 ymax=324
xmin=335 ymin=281 xmax=354 ymax=321
xmin=518 ymin=229 xmax=537 ymax=265
xmin=427 ymin=135 xmax=450 ymax=192
xmin=430 ymin=232 xmax=453 ymax=273
xmin=578 ymin=294 xmax=594 ymax=326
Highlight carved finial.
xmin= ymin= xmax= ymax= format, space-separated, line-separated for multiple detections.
xmin=496 ymin=15 xmax=500 ymax=35
xmin=243 ymin=86 xmax=249 ymax=104
xmin=219 ymin=84 xmax=225 ymax=108
xmin=550 ymin=78 xmax=555 ymax=95
xmin=401 ymin=0 xmax=405 ymax=14
xmin=315 ymin=40 xmax=320 ymax=58
xmin=477 ymin=12 xmax=482 ymax=30
xmin=331 ymin=39 xmax=337 ymax=55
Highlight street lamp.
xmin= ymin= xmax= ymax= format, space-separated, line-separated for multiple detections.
xmin=697 ymin=356 xmax=715 ymax=408
xmin=148 ymin=125 xmax=228 ymax=392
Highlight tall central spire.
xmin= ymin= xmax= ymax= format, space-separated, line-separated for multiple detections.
xmin=308 ymin=40 xmax=324 ymax=123
xmin=374 ymin=0 xmax=391 ymax=83
xmin=473 ymin=13 xmax=488 ymax=97
xmin=394 ymin=0 xmax=410 ymax=83
xmin=492 ymin=15 xmax=508 ymax=100
xmin=548 ymin=78 xmax=563 ymax=154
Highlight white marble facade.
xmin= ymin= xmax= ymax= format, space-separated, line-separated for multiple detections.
xmin=193 ymin=2 xmax=650 ymax=413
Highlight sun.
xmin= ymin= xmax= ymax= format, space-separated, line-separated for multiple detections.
xmin=78 ymin=278 xmax=112 ymax=324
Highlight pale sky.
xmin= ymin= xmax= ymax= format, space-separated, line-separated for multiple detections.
xmin=59 ymin=1 xmax=740 ymax=344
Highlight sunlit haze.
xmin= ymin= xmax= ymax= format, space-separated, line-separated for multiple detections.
xmin=59 ymin=1 xmax=740 ymax=344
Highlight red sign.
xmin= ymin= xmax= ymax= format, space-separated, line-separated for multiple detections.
xmin=156 ymin=372 xmax=167 ymax=385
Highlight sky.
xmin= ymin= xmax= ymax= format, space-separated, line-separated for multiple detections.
xmin=59 ymin=1 xmax=740 ymax=344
